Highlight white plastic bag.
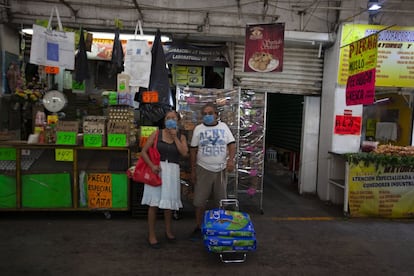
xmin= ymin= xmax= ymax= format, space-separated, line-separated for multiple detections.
xmin=29 ymin=6 xmax=75 ymax=69
xmin=123 ymin=21 xmax=152 ymax=87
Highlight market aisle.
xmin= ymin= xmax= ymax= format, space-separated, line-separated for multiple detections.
xmin=1 ymin=169 xmax=414 ymax=275
xmin=1 ymin=209 xmax=414 ymax=275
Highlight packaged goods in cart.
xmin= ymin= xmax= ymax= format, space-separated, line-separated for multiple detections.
xmin=202 ymin=209 xmax=255 ymax=237
xmin=204 ymin=235 xmax=257 ymax=247
xmin=202 ymin=199 xmax=256 ymax=263
xmin=206 ymin=244 xmax=257 ymax=253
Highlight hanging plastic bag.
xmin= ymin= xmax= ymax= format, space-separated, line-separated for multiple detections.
xmin=124 ymin=20 xmax=152 ymax=88
xmin=30 ymin=6 xmax=75 ymax=70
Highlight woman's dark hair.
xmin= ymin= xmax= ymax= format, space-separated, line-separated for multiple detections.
xmin=165 ymin=110 xmax=181 ymax=121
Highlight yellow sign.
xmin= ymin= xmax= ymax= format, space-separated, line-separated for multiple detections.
xmin=348 ymin=34 xmax=378 ymax=75
xmin=139 ymin=126 xmax=158 ymax=148
xmin=338 ymin=24 xmax=414 ymax=87
xmin=55 ymin=149 xmax=74 ymax=161
xmin=346 ymin=34 xmax=378 ymax=106
xmin=140 ymin=126 xmax=158 ymax=137
xmin=348 ymin=161 xmax=414 ymax=218
xmin=87 ymin=173 xmax=112 ymax=209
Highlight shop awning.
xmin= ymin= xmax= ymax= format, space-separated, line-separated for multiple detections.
xmin=165 ymin=41 xmax=230 ymax=67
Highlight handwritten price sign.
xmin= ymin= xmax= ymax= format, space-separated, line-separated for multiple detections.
xmin=107 ymin=134 xmax=127 ymax=147
xmin=0 ymin=147 xmax=16 ymax=161
xmin=140 ymin=126 xmax=158 ymax=137
xmin=45 ymin=66 xmax=60 ymax=74
xmin=334 ymin=115 xmax=362 ymax=135
xmin=55 ymin=149 xmax=74 ymax=161
xmin=83 ymin=134 xmax=103 ymax=147
xmin=87 ymin=173 xmax=112 ymax=209
xmin=56 ymin=131 xmax=77 ymax=145
xmin=139 ymin=126 xmax=158 ymax=147
xmin=141 ymin=91 xmax=159 ymax=103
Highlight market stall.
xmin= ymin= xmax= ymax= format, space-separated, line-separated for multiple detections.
xmin=324 ymin=23 xmax=414 ymax=218
xmin=329 ymin=145 xmax=414 ymax=218
xmin=0 ymin=142 xmax=131 ymax=211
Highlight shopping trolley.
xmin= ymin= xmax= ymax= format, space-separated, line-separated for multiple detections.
xmin=202 ymin=199 xmax=256 ymax=263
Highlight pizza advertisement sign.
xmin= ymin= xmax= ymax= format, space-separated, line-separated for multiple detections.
xmin=244 ymin=23 xmax=285 ymax=73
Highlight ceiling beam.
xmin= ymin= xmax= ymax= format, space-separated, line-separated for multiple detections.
xmin=58 ymin=0 xmax=78 ymax=17
xmin=262 ymin=0 xmax=268 ymax=20
xmin=132 ymin=0 xmax=144 ymax=21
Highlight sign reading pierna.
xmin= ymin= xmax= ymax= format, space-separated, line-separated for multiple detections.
xmin=345 ymin=34 xmax=378 ymax=106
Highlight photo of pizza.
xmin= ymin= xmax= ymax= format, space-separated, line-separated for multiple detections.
xmin=248 ymin=52 xmax=279 ymax=72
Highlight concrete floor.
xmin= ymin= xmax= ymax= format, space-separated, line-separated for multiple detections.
xmin=1 ymin=166 xmax=414 ymax=276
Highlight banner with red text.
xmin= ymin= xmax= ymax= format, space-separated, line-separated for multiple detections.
xmin=244 ymin=23 xmax=284 ymax=72
xmin=345 ymin=34 xmax=378 ymax=106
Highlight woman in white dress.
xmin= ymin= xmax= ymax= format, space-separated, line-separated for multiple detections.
xmin=140 ymin=110 xmax=188 ymax=249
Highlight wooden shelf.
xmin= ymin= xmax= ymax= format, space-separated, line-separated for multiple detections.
xmin=0 ymin=142 xmax=131 ymax=211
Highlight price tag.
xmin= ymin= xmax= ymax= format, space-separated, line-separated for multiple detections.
xmin=45 ymin=66 xmax=60 ymax=74
xmin=0 ymin=147 xmax=16 ymax=160
xmin=55 ymin=148 xmax=74 ymax=161
xmin=83 ymin=134 xmax=103 ymax=147
xmin=334 ymin=115 xmax=362 ymax=135
xmin=140 ymin=126 xmax=158 ymax=137
xmin=139 ymin=126 xmax=158 ymax=147
xmin=87 ymin=173 xmax=112 ymax=208
xmin=141 ymin=91 xmax=159 ymax=103
xmin=56 ymin=131 xmax=77 ymax=145
xmin=107 ymin=133 xmax=127 ymax=147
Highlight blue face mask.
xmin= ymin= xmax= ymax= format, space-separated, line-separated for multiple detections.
xmin=203 ymin=114 xmax=215 ymax=125
xmin=165 ymin=119 xmax=177 ymax=129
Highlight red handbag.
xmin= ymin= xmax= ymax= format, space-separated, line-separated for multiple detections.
xmin=132 ymin=131 xmax=162 ymax=186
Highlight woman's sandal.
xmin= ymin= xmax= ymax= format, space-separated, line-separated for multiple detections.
xmin=148 ymin=238 xmax=161 ymax=249
xmin=165 ymin=233 xmax=176 ymax=242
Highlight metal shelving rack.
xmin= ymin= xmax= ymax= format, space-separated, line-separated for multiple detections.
xmin=175 ymin=86 xmax=240 ymax=201
xmin=175 ymin=87 xmax=266 ymax=213
xmin=237 ymin=90 xmax=266 ymax=214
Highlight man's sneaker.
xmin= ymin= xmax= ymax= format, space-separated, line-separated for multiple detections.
xmin=189 ymin=227 xmax=202 ymax=241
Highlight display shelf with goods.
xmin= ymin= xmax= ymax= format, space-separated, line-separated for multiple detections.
xmin=176 ymin=86 xmax=240 ymax=203
xmin=106 ymin=105 xmax=137 ymax=146
xmin=237 ymin=90 xmax=266 ymax=214
xmin=0 ymin=142 xmax=131 ymax=212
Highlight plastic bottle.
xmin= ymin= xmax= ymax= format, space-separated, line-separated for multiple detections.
xmin=35 ymin=111 xmax=46 ymax=126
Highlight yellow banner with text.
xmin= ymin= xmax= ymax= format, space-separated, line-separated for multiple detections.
xmin=339 ymin=24 xmax=414 ymax=87
xmin=348 ymin=161 xmax=414 ymax=218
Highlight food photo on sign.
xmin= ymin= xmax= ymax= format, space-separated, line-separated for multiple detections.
xmin=244 ymin=23 xmax=285 ymax=73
